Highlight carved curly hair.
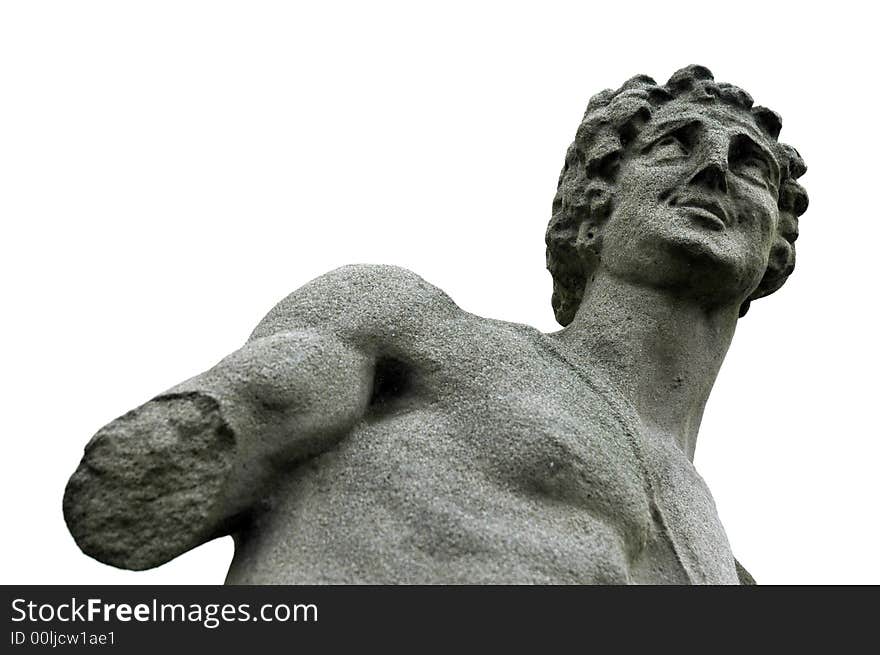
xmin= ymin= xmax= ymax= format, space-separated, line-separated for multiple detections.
xmin=545 ymin=65 xmax=809 ymax=325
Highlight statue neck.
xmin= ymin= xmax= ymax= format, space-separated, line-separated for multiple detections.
xmin=551 ymin=269 xmax=739 ymax=461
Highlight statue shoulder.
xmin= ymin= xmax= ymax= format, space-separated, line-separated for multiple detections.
xmin=249 ymin=264 xmax=462 ymax=340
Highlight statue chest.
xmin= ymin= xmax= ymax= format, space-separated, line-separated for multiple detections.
xmin=239 ymin=332 xmax=740 ymax=583
xmin=436 ymin=355 xmax=740 ymax=584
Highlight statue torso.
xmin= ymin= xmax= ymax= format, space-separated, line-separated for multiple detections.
xmin=228 ymin=278 xmax=740 ymax=584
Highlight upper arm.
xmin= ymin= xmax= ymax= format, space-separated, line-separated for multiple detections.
xmin=172 ymin=265 xmax=456 ymax=450
xmin=63 ymin=327 xmax=375 ymax=572
xmin=212 ymin=264 xmax=458 ymax=453
xmin=188 ymin=327 xmax=376 ymax=464
xmin=64 ymin=264 xmax=456 ymax=571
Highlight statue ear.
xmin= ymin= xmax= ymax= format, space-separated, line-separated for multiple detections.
xmin=576 ymin=218 xmax=600 ymax=253
xmin=574 ymin=186 xmax=612 ymax=266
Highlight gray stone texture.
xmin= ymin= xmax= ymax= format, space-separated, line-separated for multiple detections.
xmin=64 ymin=65 xmax=807 ymax=584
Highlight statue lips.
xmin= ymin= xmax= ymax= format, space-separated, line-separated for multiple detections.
xmin=670 ymin=195 xmax=728 ymax=231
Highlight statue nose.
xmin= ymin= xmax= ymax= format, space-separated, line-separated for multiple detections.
xmin=688 ymin=161 xmax=728 ymax=193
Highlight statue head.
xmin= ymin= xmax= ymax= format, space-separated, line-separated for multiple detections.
xmin=546 ymin=65 xmax=809 ymax=325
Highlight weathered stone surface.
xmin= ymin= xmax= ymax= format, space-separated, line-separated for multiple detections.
xmin=64 ymin=66 xmax=807 ymax=584
xmin=64 ymin=393 xmax=236 ymax=570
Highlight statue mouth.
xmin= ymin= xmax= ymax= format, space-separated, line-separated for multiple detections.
xmin=670 ymin=195 xmax=728 ymax=231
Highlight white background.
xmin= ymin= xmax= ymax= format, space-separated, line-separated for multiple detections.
xmin=1 ymin=1 xmax=876 ymax=585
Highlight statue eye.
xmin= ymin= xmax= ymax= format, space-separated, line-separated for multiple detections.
xmin=734 ymin=153 xmax=775 ymax=189
xmin=729 ymin=136 xmax=778 ymax=190
xmin=741 ymin=156 xmax=768 ymax=174
xmin=649 ymin=134 xmax=689 ymax=159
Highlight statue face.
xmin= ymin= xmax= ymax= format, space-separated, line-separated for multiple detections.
xmin=599 ymin=100 xmax=781 ymax=305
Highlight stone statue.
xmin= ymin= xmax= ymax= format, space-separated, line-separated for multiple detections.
xmin=64 ymin=65 xmax=809 ymax=584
